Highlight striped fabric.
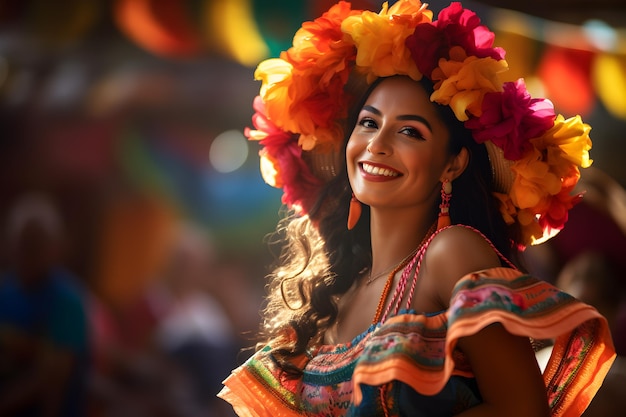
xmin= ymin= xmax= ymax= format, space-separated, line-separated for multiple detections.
xmin=219 ymin=268 xmax=615 ymax=417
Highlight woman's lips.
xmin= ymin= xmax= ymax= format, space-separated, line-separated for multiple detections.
xmin=360 ymin=162 xmax=402 ymax=181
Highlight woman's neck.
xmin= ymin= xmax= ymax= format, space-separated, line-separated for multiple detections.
xmin=368 ymin=207 xmax=437 ymax=277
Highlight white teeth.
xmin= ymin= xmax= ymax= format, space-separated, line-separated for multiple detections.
xmin=362 ymin=163 xmax=399 ymax=177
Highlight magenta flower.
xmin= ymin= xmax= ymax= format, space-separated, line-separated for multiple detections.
xmin=466 ymin=79 xmax=556 ymax=160
xmin=406 ymin=2 xmax=505 ymax=77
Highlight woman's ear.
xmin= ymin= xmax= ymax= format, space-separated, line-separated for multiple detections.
xmin=443 ymin=147 xmax=469 ymax=181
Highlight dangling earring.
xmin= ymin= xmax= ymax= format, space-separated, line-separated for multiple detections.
xmin=437 ymin=179 xmax=452 ymax=230
xmin=347 ymin=193 xmax=362 ymax=230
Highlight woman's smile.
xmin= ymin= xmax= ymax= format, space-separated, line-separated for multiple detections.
xmin=360 ymin=162 xmax=401 ymax=180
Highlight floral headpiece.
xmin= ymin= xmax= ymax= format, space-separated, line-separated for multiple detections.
xmin=245 ymin=0 xmax=592 ymax=247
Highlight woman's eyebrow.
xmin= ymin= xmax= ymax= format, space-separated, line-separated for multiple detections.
xmin=362 ymin=105 xmax=432 ymax=132
xmin=397 ymin=114 xmax=432 ymax=132
xmin=362 ymin=105 xmax=381 ymax=116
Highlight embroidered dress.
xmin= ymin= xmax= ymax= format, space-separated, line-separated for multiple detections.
xmin=219 ymin=230 xmax=615 ymax=417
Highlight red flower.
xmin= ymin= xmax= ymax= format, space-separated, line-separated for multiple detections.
xmin=406 ymin=2 xmax=505 ymax=77
xmin=465 ymin=79 xmax=556 ymax=160
xmin=272 ymin=142 xmax=323 ymax=214
xmin=536 ymin=165 xmax=582 ymax=233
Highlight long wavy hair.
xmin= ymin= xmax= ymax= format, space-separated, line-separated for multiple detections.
xmin=256 ymin=76 xmax=521 ymax=377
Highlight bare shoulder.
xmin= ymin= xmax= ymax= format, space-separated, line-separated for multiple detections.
xmin=426 ymin=225 xmax=502 ymax=271
xmin=421 ymin=226 xmax=502 ymax=308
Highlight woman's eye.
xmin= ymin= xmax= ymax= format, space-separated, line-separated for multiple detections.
xmin=400 ymin=126 xmax=425 ymax=140
xmin=358 ymin=118 xmax=377 ymax=129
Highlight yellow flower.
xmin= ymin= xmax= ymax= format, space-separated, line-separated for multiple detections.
xmin=387 ymin=0 xmax=431 ymax=16
xmin=255 ymin=59 xmax=295 ymax=132
xmin=532 ymin=114 xmax=593 ymax=172
xmin=342 ymin=0 xmax=431 ymax=83
xmin=431 ymin=55 xmax=507 ymax=121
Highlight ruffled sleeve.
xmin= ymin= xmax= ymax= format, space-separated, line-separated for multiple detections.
xmin=218 ymin=345 xmax=307 ymax=417
xmin=351 ymin=267 xmax=616 ymax=417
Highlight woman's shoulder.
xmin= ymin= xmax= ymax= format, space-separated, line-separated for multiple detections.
xmin=421 ymin=225 xmax=503 ymax=308
xmin=426 ymin=225 xmax=502 ymax=269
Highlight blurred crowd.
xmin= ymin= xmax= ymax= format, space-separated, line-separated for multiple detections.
xmin=0 ymin=190 xmax=263 ymax=417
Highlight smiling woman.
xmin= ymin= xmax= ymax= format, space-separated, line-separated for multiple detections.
xmin=346 ymin=76 xmax=463 ymax=220
xmin=218 ymin=1 xmax=615 ymax=416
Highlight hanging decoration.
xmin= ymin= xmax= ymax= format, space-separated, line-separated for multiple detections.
xmin=0 ymin=0 xmax=625 ymax=120
xmin=593 ymin=53 xmax=626 ymax=119
xmin=203 ymin=0 xmax=269 ymax=66
xmin=537 ymin=46 xmax=596 ymax=117
xmin=114 ymin=0 xmax=202 ymax=57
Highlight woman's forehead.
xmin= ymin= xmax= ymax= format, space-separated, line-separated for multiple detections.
xmin=368 ymin=77 xmax=429 ymax=102
xmin=364 ymin=77 xmax=440 ymax=118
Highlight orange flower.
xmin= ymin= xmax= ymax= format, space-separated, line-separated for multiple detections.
xmin=253 ymin=2 xmax=361 ymax=151
xmin=284 ymin=69 xmax=350 ymax=150
xmin=287 ymin=1 xmax=359 ymax=86
xmin=511 ymin=148 xmax=561 ymax=209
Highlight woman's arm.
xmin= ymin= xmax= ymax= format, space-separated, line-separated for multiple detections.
xmin=455 ymin=324 xmax=550 ymax=417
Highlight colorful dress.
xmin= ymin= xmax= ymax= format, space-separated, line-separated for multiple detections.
xmin=219 ymin=229 xmax=615 ymax=417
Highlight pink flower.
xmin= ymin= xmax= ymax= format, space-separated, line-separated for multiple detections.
xmin=466 ymin=79 xmax=556 ymax=160
xmin=406 ymin=2 xmax=505 ymax=77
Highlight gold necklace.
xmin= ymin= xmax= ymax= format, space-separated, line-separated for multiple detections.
xmin=365 ymin=245 xmax=420 ymax=286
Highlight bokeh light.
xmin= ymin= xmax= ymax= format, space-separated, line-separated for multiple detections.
xmin=209 ymin=129 xmax=249 ymax=173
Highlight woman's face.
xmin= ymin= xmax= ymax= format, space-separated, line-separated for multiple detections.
xmin=346 ymin=76 xmax=455 ymax=211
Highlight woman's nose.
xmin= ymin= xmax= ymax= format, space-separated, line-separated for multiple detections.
xmin=367 ymin=130 xmax=393 ymax=155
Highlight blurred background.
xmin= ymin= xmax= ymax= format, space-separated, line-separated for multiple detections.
xmin=0 ymin=1 xmax=624 ymax=416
